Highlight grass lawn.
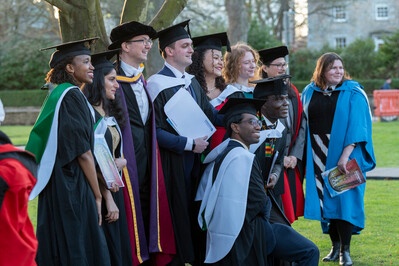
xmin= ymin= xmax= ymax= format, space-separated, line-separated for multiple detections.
xmin=2 ymin=120 xmax=399 ymax=265
xmin=292 ymin=180 xmax=399 ymax=265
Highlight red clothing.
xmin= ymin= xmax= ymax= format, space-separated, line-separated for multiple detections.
xmin=209 ymin=101 xmax=227 ymax=150
xmin=0 ymin=144 xmax=38 ymax=266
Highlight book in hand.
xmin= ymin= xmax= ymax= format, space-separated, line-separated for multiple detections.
xmin=322 ymin=159 xmax=365 ymax=197
xmin=94 ymin=135 xmax=124 ymax=189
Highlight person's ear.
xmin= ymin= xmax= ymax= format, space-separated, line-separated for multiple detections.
xmin=65 ymin=63 xmax=74 ymax=74
xmin=165 ymin=46 xmax=174 ymax=57
xmin=231 ymin=123 xmax=240 ymax=134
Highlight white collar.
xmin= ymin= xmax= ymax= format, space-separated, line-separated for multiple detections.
xmin=120 ymin=60 xmax=144 ymax=77
xmin=165 ymin=61 xmax=185 ymax=78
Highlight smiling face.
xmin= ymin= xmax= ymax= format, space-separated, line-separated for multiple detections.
xmin=104 ymin=69 xmax=119 ymax=100
xmin=238 ymin=51 xmax=257 ymax=80
xmin=121 ymin=34 xmax=152 ymax=68
xmin=262 ymin=57 xmax=287 ymax=77
xmin=67 ymin=54 xmax=94 ymax=85
xmin=324 ymin=59 xmax=344 ymax=86
xmin=203 ymin=49 xmax=223 ymax=78
xmin=261 ymin=94 xmax=289 ymax=122
xmin=165 ymin=38 xmax=194 ymax=72
xmin=231 ymin=113 xmax=262 ymax=147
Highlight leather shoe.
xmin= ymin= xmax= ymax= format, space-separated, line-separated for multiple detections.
xmin=322 ymin=242 xmax=340 ymax=262
xmin=339 ymin=245 xmax=353 ymax=266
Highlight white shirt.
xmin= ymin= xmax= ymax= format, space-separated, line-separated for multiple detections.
xmin=120 ymin=60 xmax=149 ymax=123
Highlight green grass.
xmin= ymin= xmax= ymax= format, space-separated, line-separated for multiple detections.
xmin=293 ymin=180 xmax=399 ymax=265
xmin=372 ymin=120 xmax=399 ymax=167
xmin=0 ymin=125 xmax=33 ymax=146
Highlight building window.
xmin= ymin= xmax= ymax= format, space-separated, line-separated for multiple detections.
xmin=336 ymin=37 xmax=346 ymax=48
xmin=375 ymin=4 xmax=389 ymax=20
xmin=333 ymin=6 xmax=347 ymax=22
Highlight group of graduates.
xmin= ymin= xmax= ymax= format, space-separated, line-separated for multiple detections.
xmin=1 ymin=17 xmax=376 ymax=266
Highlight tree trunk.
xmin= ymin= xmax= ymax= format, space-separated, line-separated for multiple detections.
xmin=46 ymin=0 xmax=108 ymax=51
xmin=225 ymin=0 xmax=250 ymax=44
xmin=45 ymin=0 xmax=187 ymax=74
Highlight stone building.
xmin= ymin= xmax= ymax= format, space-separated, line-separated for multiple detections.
xmin=307 ymin=0 xmax=399 ymax=50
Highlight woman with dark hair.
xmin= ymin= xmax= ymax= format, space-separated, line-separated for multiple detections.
xmin=83 ymin=50 xmax=132 ymax=266
xmin=25 ymin=38 xmax=111 ymax=265
xmin=188 ymin=32 xmax=243 ymax=150
xmin=302 ymin=52 xmax=376 ymax=266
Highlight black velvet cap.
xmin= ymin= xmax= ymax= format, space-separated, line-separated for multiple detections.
xmin=42 ymin=37 xmax=99 ymax=68
xmin=192 ymin=32 xmax=231 ymax=52
xmin=219 ymin=98 xmax=265 ymax=128
xmin=91 ymin=49 xmax=120 ymax=70
xmin=252 ymin=74 xmax=291 ymax=99
xmin=108 ymin=21 xmax=157 ymax=50
xmin=158 ymin=20 xmax=191 ymax=52
xmin=258 ymin=46 xmax=288 ymax=64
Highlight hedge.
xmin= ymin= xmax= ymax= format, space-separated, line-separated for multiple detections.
xmin=0 ymin=90 xmax=48 ymax=107
xmin=0 ymin=79 xmax=397 ymax=107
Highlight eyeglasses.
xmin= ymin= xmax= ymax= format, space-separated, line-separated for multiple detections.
xmin=237 ymin=118 xmax=262 ymax=127
xmin=269 ymin=63 xmax=288 ymax=68
xmin=126 ymin=38 xmax=153 ymax=46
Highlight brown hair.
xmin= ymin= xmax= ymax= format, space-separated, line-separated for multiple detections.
xmin=223 ymin=42 xmax=260 ymax=84
xmin=311 ymin=52 xmax=351 ymax=89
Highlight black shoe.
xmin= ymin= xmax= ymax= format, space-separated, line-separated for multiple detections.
xmin=322 ymin=242 xmax=340 ymax=262
xmin=339 ymin=245 xmax=353 ymax=266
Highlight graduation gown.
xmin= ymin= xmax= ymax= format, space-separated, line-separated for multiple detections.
xmin=255 ymin=120 xmax=287 ymax=199
xmin=302 ymin=80 xmax=376 ymax=233
xmin=27 ymin=86 xmax=110 ymax=265
xmin=147 ymin=65 xmax=216 ymax=264
xmin=198 ymin=140 xmax=273 ymax=265
xmin=0 ymin=143 xmax=38 ymax=266
xmin=93 ymin=111 xmax=133 ymax=266
xmin=280 ymin=84 xmax=306 ymax=223
xmin=116 ymin=67 xmax=176 ymax=265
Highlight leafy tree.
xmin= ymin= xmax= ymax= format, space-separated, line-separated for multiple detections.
xmin=340 ymin=38 xmax=378 ymax=79
xmin=378 ymin=30 xmax=399 ymax=78
xmin=247 ymin=19 xmax=281 ymax=50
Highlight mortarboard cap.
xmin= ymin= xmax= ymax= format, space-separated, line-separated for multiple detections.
xmin=158 ymin=20 xmax=191 ymax=52
xmin=108 ymin=21 xmax=157 ymax=50
xmin=219 ymin=97 xmax=265 ymax=128
xmin=42 ymin=37 xmax=99 ymax=68
xmin=192 ymin=32 xmax=231 ymax=52
xmin=252 ymin=74 xmax=291 ymax=99
xmin=258 ymin=46 xmax=289 ymax=64
xmin=90 ymin=49 xmax=120 ymax=70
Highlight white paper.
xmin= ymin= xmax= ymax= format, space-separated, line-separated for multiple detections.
xmin=164 ymin=88 xmax=216 ymax=140
xmin=94 ymin=134 xmax=124 ymax=188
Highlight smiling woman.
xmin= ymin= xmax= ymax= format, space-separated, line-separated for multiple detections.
xmin=302 ymin=52 xmax=376 ymax=266
xmin=23 ymin=37 xmax=112 ymax=266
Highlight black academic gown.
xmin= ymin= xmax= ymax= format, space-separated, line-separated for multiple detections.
xmin=209 ymin=141 xmax=274 ymax=266
xmin=255 ymin=124 xmax=287 ymax=198
xmin=36 ymin=89 xmax=110 ymax=266
xmin=152 ymin=66 xmax=215 ymax=265
xmin=94 ymin=111 xmax=133 ymax=266
xmin=116 ymin=66 xmax=152 ymax=228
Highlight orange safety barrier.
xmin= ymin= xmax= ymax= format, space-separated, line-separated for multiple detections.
xmin=373 ymin=89 xmax=399 ymax=117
